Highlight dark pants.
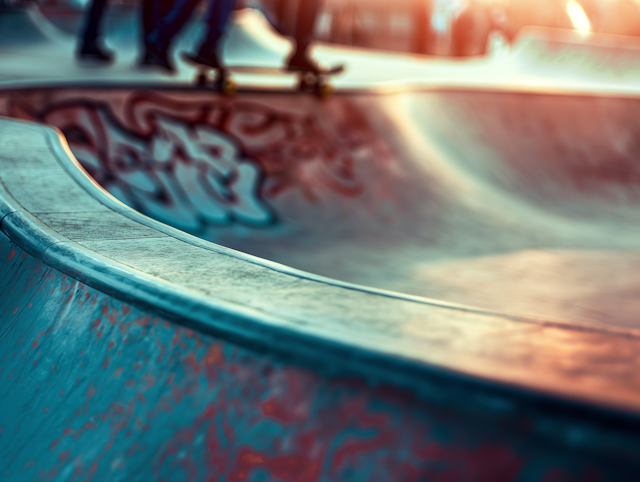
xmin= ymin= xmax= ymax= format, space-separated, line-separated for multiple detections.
xmin=146 ymin=0 xmax=321 ymax=60
xmin=292 ymin=0 xmax=321 ymax=55
xmin=81 ymin=0 xmax=108 ymax=45
xmin=81 ymin=0 xmax=175 ymax=46
xmin=142 ymin=0 xmax=175 ymax=42
xmin=147 ymin=0 xmax=235 ymax=54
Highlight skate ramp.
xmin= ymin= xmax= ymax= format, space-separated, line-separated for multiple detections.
xmin=0 ymin=5 xmax=68 ymax=49
xmin=506 ymin=26 xmax=640 ymax=87
xmin=4 ymin=18 xmax=640 ymax=480
xmin=4 ymin=111 xmax=640 ymax=480
xmin=2 ymin=112 xmax=640 ymax=481
xmin=5 ymin=87 xmax=640 ymax=331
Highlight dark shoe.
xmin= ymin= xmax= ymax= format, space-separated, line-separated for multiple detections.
xmin=185 ymin=47 xmax=223 ymax=70
xmin=140 ymin=44 xmax=175 ymax=74
xmin=287 ymin=52 xmax=320 ymax=74
xmin=77 ymin=40 xmax=114 ymax=63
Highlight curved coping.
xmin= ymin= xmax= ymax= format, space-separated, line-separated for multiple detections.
xmin=3 ymin=116 xmax=640 ymax=452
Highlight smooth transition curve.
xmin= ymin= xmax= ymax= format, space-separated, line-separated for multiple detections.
xmin=5 ymin=87 xmax=640 ymax=332
xmin=2 ymin=108 xmax=640 ymax=480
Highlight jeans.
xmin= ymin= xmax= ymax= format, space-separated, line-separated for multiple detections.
xmin=147 ymin=0 xmax=235 ymax=54
xmin=293 ymin=0 xmax=321 ymax=52
xmin=81 ymin=0 xmax=108 ymax=45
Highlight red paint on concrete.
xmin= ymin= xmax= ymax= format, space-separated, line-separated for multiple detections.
xmin=0 ymin=253 xmax=625 ymax=481
xmin=232 ymin=447 xmax=320 ymax=482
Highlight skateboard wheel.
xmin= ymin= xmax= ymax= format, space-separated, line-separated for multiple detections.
xmin=298 ymin=72 xmax=317 ymax=91
xmin=317 ymin=82 xmax=334 ymax=99
xmin=222 ymin=79 xmax=237 ymax=97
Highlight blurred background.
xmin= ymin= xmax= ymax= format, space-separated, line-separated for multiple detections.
xmin=3 ymin=0 xmax=640 ymax=57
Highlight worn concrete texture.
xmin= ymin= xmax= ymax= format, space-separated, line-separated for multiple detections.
xmin=4 ymin=230 xmax=636 ymax=482
xmin=2 ymin=102 xmax=640 ymax=480
xmin=6 ymin=88 xmax=640 ymax=333
xmin=4 ymin=6 xmax=640 ymax=478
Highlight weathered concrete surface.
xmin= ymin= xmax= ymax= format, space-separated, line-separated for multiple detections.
xmin=6 ymin=88 xmax=640 ymax=332
xmin=4 ymin=9 xmax=640 ymax=479
xmin=1 ymin=231 xmax=630 ymax=482
xmin=2 ymin=108 xmax=640 ymax=479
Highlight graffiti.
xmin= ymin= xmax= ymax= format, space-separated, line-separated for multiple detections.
xmin=3 ymin=91 xmax=392 ymax=234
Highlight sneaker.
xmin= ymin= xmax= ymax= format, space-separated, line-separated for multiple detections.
xmin=184 ymin=48 xmax=223 ymax=70
xmin=287 ymin=52 xmax=321 ymax=74
xmin=77 ymin=40 xmax=114 ymax=63
xmin=140 ymin=44 xmax=175 ymax=74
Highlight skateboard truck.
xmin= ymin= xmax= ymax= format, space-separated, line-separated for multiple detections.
xmin=195 ymin=67 xmax=237 ymax=97
xmin=297 ymin=71 xmax=335 ymax=99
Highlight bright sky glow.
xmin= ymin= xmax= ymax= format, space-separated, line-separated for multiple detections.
xmin=566 ymin=0 xmax=592 ymax=32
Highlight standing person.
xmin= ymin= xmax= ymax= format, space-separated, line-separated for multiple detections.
xmin=77 ymin=0 xmax=113 ymax=62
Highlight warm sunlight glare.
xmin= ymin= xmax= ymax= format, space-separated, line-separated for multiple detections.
xmin=566 ymin=0 xmax=591 ymax=32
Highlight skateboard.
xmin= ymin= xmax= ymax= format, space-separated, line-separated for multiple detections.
xmin=182 ymin=53 xmax=345 ymax=98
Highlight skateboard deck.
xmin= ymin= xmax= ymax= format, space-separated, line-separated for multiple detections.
xmin=182 ymin=53 xmax=344 ymax=97
xmin=222 ymin=65 xmax=345 ymax=76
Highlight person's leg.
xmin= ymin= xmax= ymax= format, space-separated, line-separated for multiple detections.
xmin=142 ymin=0 xmax=201 ymax=71
xmin=141 ymin=0 xmax=178 ymax=54
xmin=191 ymin=0 xmax=236 ymax=65
xmin=288 ymin=0 xmax=321 ymax=71
xmin=141 ymin=0 xmax=156 ymax=41
xmin=158 ymin=0 xmax=176 ymax=28
xmin=153 ymin=0 xmax=202 ymax=45
xmin=78 ymin=0 xmax=113 ymax=61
